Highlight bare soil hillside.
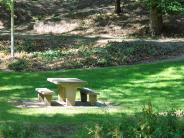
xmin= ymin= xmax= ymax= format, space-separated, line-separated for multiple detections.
xmin=0 ymin=0 xmax=184 ymax=36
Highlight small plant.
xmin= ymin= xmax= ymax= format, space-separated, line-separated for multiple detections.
xmin=33 ymin=50 xmax=63 ymax=61
xmin=8 ymin=58 xmax=30 ymax=71
xmin=87 ymin=103 xmax=184 ymax=138
xmin=0 ymin=123 xmax=37 ymax=138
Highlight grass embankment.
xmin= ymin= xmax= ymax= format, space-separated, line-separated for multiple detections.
xmin=0 ymin=59 xmax=184 ymax=137
xmin=1 ymin=38 xmax=184 ymax=71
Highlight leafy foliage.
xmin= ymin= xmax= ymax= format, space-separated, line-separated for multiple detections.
xmin=140 ymin=0 xmax=184 ymax=13
xmin=0 ymin=0 xmax=12 ymax=10
xmin=88 ymin=104 xmax=184 ymax=138
xmin=6 ymin=41 xmax=184 ymax=71
xmin=8 ymin=58 xmax=30 ymax=71
xmin=0 ymin=123 xmax=37 ymax=138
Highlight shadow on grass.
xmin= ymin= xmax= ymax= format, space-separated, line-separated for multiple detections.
xmin=0 ymin=0 xmax=183 ymax=36
xmin=0 ymin=101 xmax=121 ymax=136
xmin=0 ymin=59 xmax=184 ymax=111
xmin=0 ymin=101 xmax=183 ymax=137
xmin=0 ymin=60 xmax=184 ymax=136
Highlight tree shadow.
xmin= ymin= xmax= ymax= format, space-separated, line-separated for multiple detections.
xmin=0 ymin=0 xmax=183 ymax=36
xmin=0 ymin=59 xmax=184 ymax=137
xmin=0 ymin=101 xmax=122 ymax=136
xmin=0 ymin=101 xmax=183 ymax=137
xmin=0 ymin=34 xmax=184 ymax=72
xmin=0 ymin=58 xmax=184 ymax=111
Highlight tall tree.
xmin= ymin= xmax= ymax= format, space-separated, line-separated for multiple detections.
xmin=149 ymin=0 xmax=163 ymax=35
xmin=0 ymin=0 xmax=15 ymax=58
xmin=115 ymin=0 xmax=121 ymax=14
xmin=140 ymin=0 xmax=184 ymax=35
xmin=10 ymin=0 xmax=14 ymax=58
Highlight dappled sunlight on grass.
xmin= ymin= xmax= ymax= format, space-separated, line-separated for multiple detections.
xmin=0 ymin=59 xmax=184 ymax=123
xmin=7 ymin=107 xmax=121 ymax=117
xmin=0 ymin=86 xmax=33 ymax=91
xmin=88 ymin=61 xmax=184 ymax=110
xmin=0 ymin=101 xmax=123 ymax=124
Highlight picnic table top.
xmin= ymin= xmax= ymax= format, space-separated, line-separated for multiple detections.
xmin=47 ymin=78 xmax=86 ymax=85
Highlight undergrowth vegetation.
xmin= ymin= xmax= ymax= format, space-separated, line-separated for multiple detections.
xmin=0 ymin=104 xmax=183 ymax=138
xmin=6 ymin=40 xmax=184 ymax=71
xmin=86 ymin=104 xmax=184 ymax=138
xmin=0 ymin=123 xmax=37 ymax=138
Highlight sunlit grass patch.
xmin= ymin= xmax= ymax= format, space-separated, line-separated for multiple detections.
xmin=0 ymin=59 xmax=184 ymax=125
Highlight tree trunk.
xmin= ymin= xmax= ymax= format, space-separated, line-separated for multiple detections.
xmin=11 ymin=0 xmax=14 ymax=58
xmin=115 ymin=0 xmax=121 ymax=14
xmin=150 ymin=2 xmax=163 ymax=36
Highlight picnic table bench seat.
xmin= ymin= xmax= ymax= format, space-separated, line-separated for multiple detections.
xmin=35 ymin=88 xmax=54 ymax=106
xmin=78 ymin=87 xmax=99 ymax=105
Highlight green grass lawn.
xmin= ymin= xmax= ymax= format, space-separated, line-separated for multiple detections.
xmin=0 ymin=59 xmax=184 ymax=136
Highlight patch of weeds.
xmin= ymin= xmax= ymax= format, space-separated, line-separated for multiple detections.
xmin=0 ymin=123 xmax=37 ymax=138
xmin=6 ymin=40 xmax=184 ymax=71
xmin=8 ymin=58 xmax=30 ymax=72
xmin=105 ymin=41 xmax=184 ymax=64
xmin=78 ymin=46 xmax=109 ymax=67
xmin=0 ymin=123 xmax=69 ymax=138
xmin=16 ymin=39 xmax=62 ymax=53
xmin=33 ymin=50 xmax=63 ymax=61
xmin=89 ymin=13 xmax=118 ymax=27
xmin=86 ymin=103 xmax=184 ymax=138
xmin=0 ymin=41 xmax=10 ymax=52
xmin=16 ymin=39 xmax=48 ymax=53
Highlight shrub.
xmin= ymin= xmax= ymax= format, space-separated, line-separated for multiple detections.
xmin=6 ymin=41 xmax=184 ymax=71
xmin=0 ymin=123 xmax=37 ymax=138
xmin=33 ymin=50 xmax=63 ymax=61
xmin=8 ymin=58 xmax=30 ymax=72
xmin=87 ymin=103 xmax=184 ymax=138
xmin=0 ymin=123 xmax=69 ymax=138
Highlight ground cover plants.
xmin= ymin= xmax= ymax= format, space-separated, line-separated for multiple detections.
xmin=1 ymin=38 xmax=184 ymax=71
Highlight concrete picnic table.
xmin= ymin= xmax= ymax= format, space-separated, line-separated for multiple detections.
xmin=47 ymin=78 xmax=86 ymax=106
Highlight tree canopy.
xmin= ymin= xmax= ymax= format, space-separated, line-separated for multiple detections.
xmin=0 ymin=0 xmax=12 ymax=10
xmin=0 ymin=0 xmax=14 ymax=58
xmin=140 ymin=0 xmax=184 ymax=13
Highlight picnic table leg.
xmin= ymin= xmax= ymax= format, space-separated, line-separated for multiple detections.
xmin=38 ymin=93 xmax=44 ymax=102
xmin=65 ymin=87 xmax=77 ymax=106
xmin=89 ymin=94 xmax=97 ymax=105
xmin=44 ymin=95 xmax=52 ymax=106
xmin=58 ymin=86 xmax=66 ymax=102
xmin=80 ymin=92 xmax=87 ymax=102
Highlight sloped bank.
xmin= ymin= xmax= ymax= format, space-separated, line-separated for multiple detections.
xmin=4 ymin=40 xmax=184 ymax=71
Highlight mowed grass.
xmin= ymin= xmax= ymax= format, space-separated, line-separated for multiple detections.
xmin=0 ymin=59 xmax=184 ymax=126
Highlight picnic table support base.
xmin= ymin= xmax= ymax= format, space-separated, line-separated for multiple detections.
xmin=58 ymin=86 xmax=66 ymax=102
xmin=80 ymin=92 xmax=87 ymax=102
xmin=44 ymin=95 xmax=52 ymax=106
xmin=89 ymin=95 xmax=97 ymax=105
xmin=65 ymin=87 xmax=77 ymax=106
xmin=38 ymin=93 xmax=44 ymax=102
